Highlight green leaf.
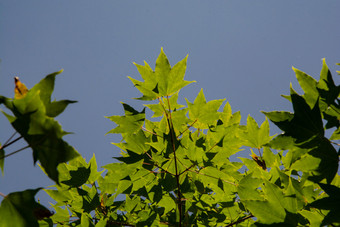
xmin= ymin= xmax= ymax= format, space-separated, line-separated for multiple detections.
xmin=241 ymin=116 xmax=274 ymax=148
xmin=286 ymin=91 xmax=324 ymax=142
xmin=283 ymin=178 xmax=305 ymax=213
xmin=157 ymin=194 xmax=176 ymax=214
xmin=50 ymin=206 xmax=70 ymax=224
xmin=293 ymin=66 xmax=318 ymax=108
xmin=113 ymin=130 xmax=150 ymax=155
xmin=61 ymin=166 xmax=91 ymax=188
xmin=28 ymin=70 xmax=77 ymax=118
xmin=129 ymin=48 xmax=195 ymax=100
xmin=106 ymin=103 xmax=145 ymax=134
xmin=261 ymin=111 xmax=294 ymax=134
xmin=262 ymin=147 xmax=276 ymax=168
xmin=220 ymin=102 xmax=242 ymax=128
xmin=81 ymin=186 xmax=100 ymax=213
xmin=264 ymin=86 xmax=338 ymax=183
xmin=309 ymin=183 xmax=340 ymax=225
xmin=44 ymin=188 xmax=72 ymax=204
xmin=80 ymin=212 xmax=94 ymax=227
xmin=145 ymin=93 xmax=185 ymax=118
xmin=237 ymin=173 xmax=264 ymax=201
xmin=46 ymin=100 xmax=77 ymax=118
xmin=95 ymin=219 xmax=107 ymax=227
xmin=186 ymin=89 xmax=225 ymax=129
xmin=0 ymin=71 xmax=80 ymax=183
xmin=88 ymin=154 xmax=104 ymax=184
xmin=238 ymin=174 xmax=304 ymax=225
xmin=0 ymin=189 xmax=53 ymax=227
xmin=299 ymin=210 xmax=323 ymax=227
xmin=317 ymin=59 xmax=340 ymax=107
xmin=291 ymin=140 xmax=338 ymax=184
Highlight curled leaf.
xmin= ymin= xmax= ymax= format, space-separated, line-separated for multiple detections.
xmin=14 ymin=77 xmax=29 ymax=99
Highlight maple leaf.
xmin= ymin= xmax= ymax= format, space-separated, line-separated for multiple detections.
xmin=128 ymin=48 xmax=195 ymax=100
xmin=186 ymin=89 xmax=225 ymax=129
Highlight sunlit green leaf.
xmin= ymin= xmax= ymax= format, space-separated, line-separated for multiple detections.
xmin=106 ymin=103 xmax=145 ymax=134
xmin=293 ymin=66 xmax=318 ymax=108
xmin=0 ymin=71 xmax=80 ymax=183
xmin=241 ymin=116 xmax=274 ymax=148
xmin=129 ymin=48 xmax=195 ymax=100
xmin=186 ymin=89 xmax=225 ymax=129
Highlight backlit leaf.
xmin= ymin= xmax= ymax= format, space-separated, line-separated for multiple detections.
xmin=129 ymin=48 xmax=195 ymax=100
xmin=186 ymin=89 xmax=225 ymax=129
xmin=106 ymin=103 xmax=145 ymax=134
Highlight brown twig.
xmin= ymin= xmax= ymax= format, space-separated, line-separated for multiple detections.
xmin=226 ymin=214 xmax=254 ymax=226
xmin=141 ymin=126 xmax=163 ymax=138
xmin=164 ymin=95 xmax=183 ymax=226
xmin=177 ymin=119 xmax=198 ymax=138
xmin=188 ymin=168 xmax=237 ymax=186
xmin=145 ymin=151 xmax=173 ymax=175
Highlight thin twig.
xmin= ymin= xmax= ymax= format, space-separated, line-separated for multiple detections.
xmin=177 ymin=119 xmax=198 ymax=138
xmin=1 ymin=132 xmax=17 ymax=148
xmin=0 ymin=136 xmax=23 ymax=150
xmin=0 ymin=192 xmax=6 ymax=197
xmin=145 ymin=152 xmax=173 ymax=175
xmin=165 ymin=95 xmax=183 ymax=227
xmin=0 ymin=145 xmax=30 ymax=160
xmin=141 ymin=126 xmax=163 ymax=138
xmin=188 ymin=168 xmax=237 ymax=186
xmin=179 ymin=164 xmax=195 ymax=176
xmin=206 ymin=140 xmax=222 ymax=153
xmin=226 ymin=214 xmax=254 ymax=226
xmin=330 ymin=141 xmax=340 ymax=146
xmin=257 ymin=148 xmax=263 ymax=159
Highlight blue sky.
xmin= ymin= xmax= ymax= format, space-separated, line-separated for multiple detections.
xmin=1 ymin=1 xmax=339 ymax=205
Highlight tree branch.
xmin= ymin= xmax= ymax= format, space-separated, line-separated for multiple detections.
xmin=226 ymin=214 xmax=254 ymax=226
xmin=164 ymin=96 xmax=183 ymax=226
xmin=0 ymin=145 xmax=30 ymax=160
xmin=0 ymin=135 xmax=23 ymax=150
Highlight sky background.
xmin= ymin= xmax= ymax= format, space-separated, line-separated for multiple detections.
xmin=0 ymin=1 xmax=339 ymax=206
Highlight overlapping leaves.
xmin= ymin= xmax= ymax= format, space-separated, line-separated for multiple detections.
xmin=1 ymin=50 xmax=339 ymax=226
xmin=263 ymin=61 xmax=339 ymax=184
xmin=0 ymin=71 xmax=79 ymax=183
xmin=0 ymin=189 xmax=53 ymax=227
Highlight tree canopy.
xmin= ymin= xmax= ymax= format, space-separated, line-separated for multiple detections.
xmin=0 ymin=49 xmax=339 ymax=226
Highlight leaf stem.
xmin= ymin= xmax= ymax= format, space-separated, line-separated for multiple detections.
xmin=177 ymin=119 xmax=198 ymax=138
xmin=0 ymin=145 xmax=30 ymax=160
xmin=330 ymin=141 xmax=340 ymax=146
xmin=188 ymin=168 xmax=237 ymax=186
xmin=226 ymin=214 xmax=254 ymax=226
xmin=141 ymin=126 xmax=163 ymax=138
xmin=0 ymin=135 xmax=23 ymax=150
xmin=257 ymin=148 xmax=263 ymax=159
xmin=1 ymin=132 xmax=17 ymax=147
xmin=144 ymin=152 xmax=173 ymax=175
xmin=0 ymin=192 xmax=6 ymax=197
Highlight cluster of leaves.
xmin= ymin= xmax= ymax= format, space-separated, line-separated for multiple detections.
xmin=0 ymin=72 xmax=79 ymax=226
xmin=0 ymin=49 xmax=339 ymax=226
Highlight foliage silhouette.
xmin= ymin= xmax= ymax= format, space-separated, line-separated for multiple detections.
xmin=0 ymin=50 xmax=339 ymax=226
